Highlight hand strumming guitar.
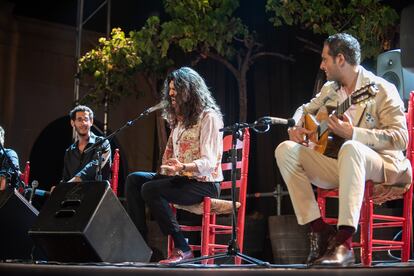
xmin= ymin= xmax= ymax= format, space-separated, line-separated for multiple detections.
xmin=288 ymin=126 xmax=314 ymax=146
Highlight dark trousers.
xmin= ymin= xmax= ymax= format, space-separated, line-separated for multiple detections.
xmin=125 ymin=172 xmax=219 ymax=239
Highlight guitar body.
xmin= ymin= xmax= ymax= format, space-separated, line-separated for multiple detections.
xmin=304 ymin=108 xmax=329 ymax=155
xmin=304 ymin=106 xmax=344 ymax=159
xmin=302 ymin=82 xmax=377 ymax=158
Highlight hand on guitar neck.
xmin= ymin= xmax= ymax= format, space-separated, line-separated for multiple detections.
xmin=327 ymin=113 xmax=353 ymax=140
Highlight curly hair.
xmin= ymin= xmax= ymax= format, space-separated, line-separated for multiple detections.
xmin=161 ymin=67 xmax=222 ymax=128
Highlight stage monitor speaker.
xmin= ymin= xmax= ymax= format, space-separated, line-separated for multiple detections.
xmin=376 ymin=49 xmax=414 ymax=105
xmin=0 ymin=188 xmax=39 ymax=260
xmin=29 ymin=181 xmax=152 ymax=263
xmin=401 ymin=4 xmax=414 ymax=70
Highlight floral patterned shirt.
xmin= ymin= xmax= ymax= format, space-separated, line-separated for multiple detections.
xmin=161 ymin=110 xmax=223 ymax=182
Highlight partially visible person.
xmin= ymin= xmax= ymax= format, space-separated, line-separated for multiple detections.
xmin=0 ymin=125 xmax=20 ymax=190
xmin=125 ymin=67 xmax=223 ymax=264
xmin=61 ymin=105 xmax=111 ymax=183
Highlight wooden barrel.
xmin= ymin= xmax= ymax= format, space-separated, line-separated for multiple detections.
xmin=268 ymin=215 xmax=310 ymax=264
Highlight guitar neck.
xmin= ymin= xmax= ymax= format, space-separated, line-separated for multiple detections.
xmin=317 ymin=83 xmax=374 ymax=137
xmin=336 ymin=97 xmax=351 ymax=117
xmin=318 ymin=94 xmax=353 ymax=136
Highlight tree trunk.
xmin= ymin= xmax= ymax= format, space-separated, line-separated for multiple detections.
xmin=238 ymin=74 xmax=248 ymax=122
xmin=207 ymin=49 xmax=295 ymax=123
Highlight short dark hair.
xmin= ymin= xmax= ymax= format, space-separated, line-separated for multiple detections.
xmin=69 ymin=105 xmax=94 ymax=121
xmin=324 ymin=33 xmax=361 ymax=66
xmin=0 ymin=125 xmax=4 ymax=146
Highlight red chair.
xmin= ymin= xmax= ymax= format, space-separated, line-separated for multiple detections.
xmin=167 ymin=129 xmax=250 ymax=264
xmin=110 ymin=148 xmax=120 ymax=195
xmin=20 ymin=161 xmax=30 ymax=185
xmin=17 ymin=161 xmax=30 ymax=194
xmin=317 ymin=92 xmax=414 ymax=266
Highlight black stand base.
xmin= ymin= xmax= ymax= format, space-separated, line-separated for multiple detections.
xmin=173 ymin=238 xmax=270 ymax=266
xmin=175 ymin=250 xmax=271 ymax=266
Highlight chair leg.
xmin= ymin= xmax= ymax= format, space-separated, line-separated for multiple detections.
xmin=361 ymin=182 xmax=373 ymax=266
xmin=201 ymin=198 xmax=211 ymax=264
xmin=317 ymin=189 xmax=327 ymax=220
xmin=401 ymin=189 xmax=413 ymax=262
xmin=207 ymin=214 xmax=216 ymax=265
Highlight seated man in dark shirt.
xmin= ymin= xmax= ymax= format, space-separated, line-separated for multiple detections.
xmin=0 ymin=125 xmax=20 ymax=190
xmin=62 ymin=105 xmax=111 ymax=183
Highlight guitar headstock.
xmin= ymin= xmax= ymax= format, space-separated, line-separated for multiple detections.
xmin=351 ymin=82 xmax=378 ymax=105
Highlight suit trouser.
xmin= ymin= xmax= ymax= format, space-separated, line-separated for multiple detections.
xmin=125 ymin=172 xmax=219 ymax=238
xmin=275 ymin=140 xmax=385 ymax=229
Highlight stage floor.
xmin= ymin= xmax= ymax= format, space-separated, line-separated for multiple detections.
xmin=1 ymin=261 xmax=414 ymax=276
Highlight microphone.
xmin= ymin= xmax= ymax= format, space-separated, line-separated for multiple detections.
xmin=258 ymin=116 xmax=296 ymax=127
xmin=142 ymin=100 xmax=168 ymax=116
xmin=28 ymin=180 xmax=39 ymax=204
xmin=34 ymin=189 xmax=51 ymax=197
xmin=25 ymin=188 xmax=51 ymax=197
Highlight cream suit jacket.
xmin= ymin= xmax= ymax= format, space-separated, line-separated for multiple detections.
xmin=291 ymin=66 xmax=412 ymax=194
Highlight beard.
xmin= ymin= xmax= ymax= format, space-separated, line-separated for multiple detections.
xmin=74 ymin=126 xmax=89 ymax=137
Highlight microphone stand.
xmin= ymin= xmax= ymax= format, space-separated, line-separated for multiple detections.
xmin=83 ymin=106 xmax=158 ymax=181
xmin=174 ymin=120 xmax=272 ymax=266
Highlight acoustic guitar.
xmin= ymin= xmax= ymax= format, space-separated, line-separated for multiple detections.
xmin=304 ymin=82 xmax=378 ymax=158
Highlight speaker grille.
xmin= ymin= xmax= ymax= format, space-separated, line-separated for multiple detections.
xmin=382 ymin=71 xmax=401 ymax=92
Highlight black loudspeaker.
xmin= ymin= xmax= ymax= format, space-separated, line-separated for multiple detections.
xmin=377 ymin=49 xmax=414 ymax=105
xmin=0 ymin=188 xmax=39 ymax=260
xmin=29 ymin=181 xmax=152 ymax=263
xmin=401 ymin=4 xmax=414 ymax=70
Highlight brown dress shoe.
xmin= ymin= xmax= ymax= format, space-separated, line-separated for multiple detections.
xmin=306 ymin=226 xmax=336 ymax=265
xmin=314 ymin=239 xmax=355 ymax=267
xmin=158 ymin=248 xmax=194 ymax=264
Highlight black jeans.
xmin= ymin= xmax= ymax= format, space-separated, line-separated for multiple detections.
xmin=125 ymin=172 xmax=219 ymax=239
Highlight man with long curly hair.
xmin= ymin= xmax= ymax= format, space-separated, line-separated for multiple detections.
xmin=125 ymin=67 xmax=223 ymax=264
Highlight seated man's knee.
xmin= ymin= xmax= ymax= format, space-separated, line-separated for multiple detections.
xmin=126 ymin=172 xmax=148 ymax=193
xmin=338 ymin=140 xmax=364 ymax=158
xmin=141 ymin=181 xmax=157 ymax=201
xmin=275 ymin=140 xmax=296 ymax=161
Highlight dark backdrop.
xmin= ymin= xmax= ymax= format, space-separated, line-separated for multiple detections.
xmin=6 ymin=0 xmax=407 ymax=217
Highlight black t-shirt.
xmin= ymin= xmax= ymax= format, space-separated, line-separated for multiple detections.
xmin=62 ymin=133 xmax=111 ymax=182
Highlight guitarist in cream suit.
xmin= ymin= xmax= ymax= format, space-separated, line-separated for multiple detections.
xmin=275 ymin=33 xmax=412 ymax=266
